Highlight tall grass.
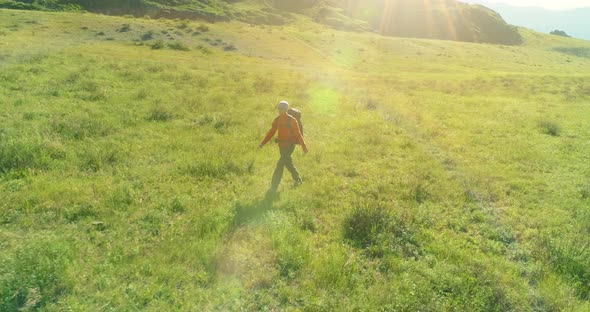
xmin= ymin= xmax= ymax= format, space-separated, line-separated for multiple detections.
xmin=0 ymin=238 xmax=72 ymax=311
xmin=343 ymin=204 xmax=421 ymax=258
xmin=1 ymin=8 xmax=590 ymax=311
xmin=0 ymin=134 xmax=52 ymax=173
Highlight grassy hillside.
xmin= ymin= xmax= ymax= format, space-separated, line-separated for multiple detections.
xmin=0 ymin=0 xmax=523 ymax=44
xmin=1 ymin=8 xmax=590 ymax=311
xmin=326 ymin=0 xmax=522 ymax=44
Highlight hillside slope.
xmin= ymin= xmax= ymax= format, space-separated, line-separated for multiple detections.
xmin=0 ymin=0 xmax=523 ymax=44
xmin=1 ymin=9 xmax=590 ymax=311
xmin=464 ymin=0 xmax=590 ymax=41
xmin=325 ymin=0 xmax=522 ymax=44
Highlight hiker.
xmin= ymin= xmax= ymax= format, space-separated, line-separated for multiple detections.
xmin=259 ymin=101 xmax=308 ymax=193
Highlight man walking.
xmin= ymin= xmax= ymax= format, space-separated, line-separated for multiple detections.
xmin=259 ymin=101 xmax=308 ymax=193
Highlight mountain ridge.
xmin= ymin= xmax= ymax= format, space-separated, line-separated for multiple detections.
xmin=0 ymin=0 xmax=523 ymax=45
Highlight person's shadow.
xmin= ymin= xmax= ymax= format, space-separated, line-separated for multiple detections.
xmin=232 ymin=190 xmax=279 ymax=227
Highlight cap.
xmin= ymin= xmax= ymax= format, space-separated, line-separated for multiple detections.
xmin=277 ymin=101 xmax=289 ymax=111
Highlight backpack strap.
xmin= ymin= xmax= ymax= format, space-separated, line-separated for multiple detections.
xmin=282 ymin=115 xmax=298 ymax=144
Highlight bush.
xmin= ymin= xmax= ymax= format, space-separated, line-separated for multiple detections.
xmin=343 ymin=204 xmax=421 ymax=258
xmin=140 ymin=31 xmax=154 ymax=41
xmin=177 ymin=19 xmax=190 ymax=29
xmin=196 ymin=45 xmax=211 ymax=54
xmin=538 ymin=120 xmax=561 ymax=136
xmin=117 ymin=23 xmax=131 ymax=32
xmin=150 ymin=40 xmax=164 ymax=50
xmin=0 ymin=1 xmax=37 ymax=10
xmin=550 ymin=30 xmax=570 ymax=37
xmin=223 ymin=44 xmax=237 ymax=51
xmin=168 ymin=42 xmax=190 ymax=51
xmin=196 ymin=24 xmax=209 ymax=32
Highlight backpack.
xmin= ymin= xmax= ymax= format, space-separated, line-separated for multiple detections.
xmin=287 ymin=108 xmax=304 ymax=137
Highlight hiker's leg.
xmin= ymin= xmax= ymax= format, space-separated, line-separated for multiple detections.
xmin=283 ymin=145 xmax=301 ymax=182
xmin=270 ymin=147 xmax=288 ymax=190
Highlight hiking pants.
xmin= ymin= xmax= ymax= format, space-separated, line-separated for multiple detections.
xmin=271 ymin=145 xmax=301 ymax=190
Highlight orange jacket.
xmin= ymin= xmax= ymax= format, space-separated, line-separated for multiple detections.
xmin=261 ymin=113 xmax=307 ymax=149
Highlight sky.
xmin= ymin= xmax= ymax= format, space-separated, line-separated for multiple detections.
xmin=463 ymin=0 xmax=590 ymax=10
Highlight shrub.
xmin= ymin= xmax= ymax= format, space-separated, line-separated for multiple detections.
xmin=538 ymin=120 xmax=561 ymax=136
xmin=344 ymin=204 xmax=391 ymax=249
xmin=140 ymin=31 xmax=154 ymax=41
xmin=223 ymin=44 xmax=237 ymax=51
xmin=177 ymin=19 xmax=190 ymax=29
xmin=196 ymin=24 xmax=209 ymax=32
xmin=168 ymin=42 xmax=190 ymax=51
xmin=343 ymin=204 xmax=421 ymax=258
xmin=169 ymin=197 xmax=186 ymax=214
xmin=196 ymin=45 xmax=211 ymax=54
xmin=150 ymin=40 xmax=164 ymax=50
xmin=550 ymin=30 xmax=570 ymax=37
xmin=117 ymin=23 xmax=131 ymax=32
xmin=213 ymin=119 xmax=233 ymax=133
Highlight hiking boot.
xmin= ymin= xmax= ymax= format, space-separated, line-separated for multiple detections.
xmin=294 ymin=178 xmax=303 ymax=187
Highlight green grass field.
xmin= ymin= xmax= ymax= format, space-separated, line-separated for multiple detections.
xmin=1 ymin=8 xmax=590 ymax=311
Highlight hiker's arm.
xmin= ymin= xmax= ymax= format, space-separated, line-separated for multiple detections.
xmin=292 ymin=119 xmax=308 ymax=153
xmin=260 ymin=119 xmax=278 ymax=147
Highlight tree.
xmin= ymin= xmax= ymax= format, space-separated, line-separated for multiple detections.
xmin=550 ymin=29 xmax=570 ymax=37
